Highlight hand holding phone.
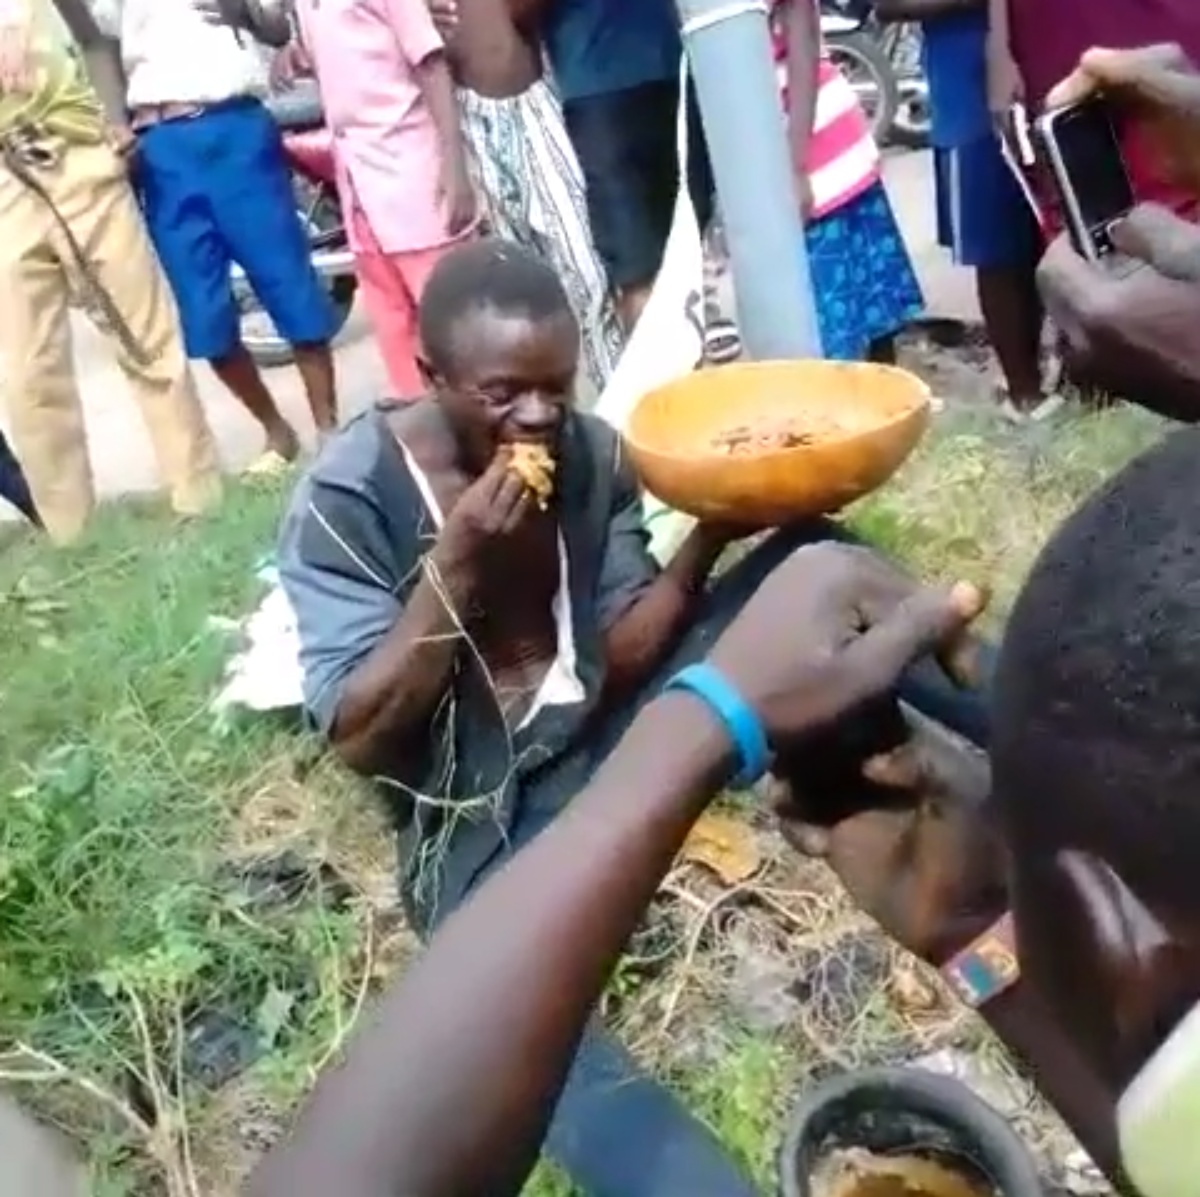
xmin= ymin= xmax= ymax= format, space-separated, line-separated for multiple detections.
xmin=1033 ymin=97 xmax=1136 ymax=267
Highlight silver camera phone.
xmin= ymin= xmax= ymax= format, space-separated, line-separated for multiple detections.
xmin=1033 ymin=98 xmax=1135 ymax=264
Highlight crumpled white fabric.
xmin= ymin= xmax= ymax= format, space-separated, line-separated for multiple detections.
xmin=212 ymin=565 xmax=305 ymax=715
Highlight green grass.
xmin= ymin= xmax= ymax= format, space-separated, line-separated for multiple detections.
xmin=0 ymin=402 xmax=1165 ymax=1194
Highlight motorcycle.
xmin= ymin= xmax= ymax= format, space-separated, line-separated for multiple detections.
xmin=820 ymin=0 xmax=930 ymax=150
xmin=232 ymin=82 xmax=357 ymax=368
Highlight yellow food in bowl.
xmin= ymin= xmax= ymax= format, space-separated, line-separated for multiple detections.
xmin=710 ymin=415 xmax=850 ymax=455
xmin=625 ymin=360 xmax=931 ymax=525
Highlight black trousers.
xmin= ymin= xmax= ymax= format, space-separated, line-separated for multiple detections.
xmin=0 ymin=432 xmax=39 ymax=526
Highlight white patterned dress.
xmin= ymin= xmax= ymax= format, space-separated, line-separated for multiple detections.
xmin=458 ymin=80 xmax=625 ymax=404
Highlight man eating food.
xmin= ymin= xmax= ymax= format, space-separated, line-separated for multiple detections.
xmin=276 ymin=237 xmax=992 ymax=1197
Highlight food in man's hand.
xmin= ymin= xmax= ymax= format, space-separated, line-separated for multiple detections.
xmin=711 ymin=416 xmax=845 ymax=456
xmin=508 ymin=442 xmax=555 ymax=509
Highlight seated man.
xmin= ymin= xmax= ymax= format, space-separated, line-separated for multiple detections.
xmin=258 ymin=430 xmax=1200 ymax=1197
xmin=277 ymin=238 xmax=990 ymax=1197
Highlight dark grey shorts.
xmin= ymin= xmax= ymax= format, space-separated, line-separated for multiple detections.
xmin=563 ymin=79 xmax=716 ymax=292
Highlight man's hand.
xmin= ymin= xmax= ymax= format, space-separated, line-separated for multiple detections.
xmin=0 ymin=18 xmax=34 ymax=94
xmin=271 ymin=40 xmax=312 ymax=90
xmin=108 ymin=122 xmax=137 ymax=161
xmin=1046 ymin=43 xmax=1200 ymax=197
xmin=1037 ymin=204 xmax=1200 ymax=422
xmin=433 ymin=450 xmax=536 ymax=588
xmin=708 ymin=543 xmax=986 ymax=752
xmin=776 ymin=715 xmax=1006 ymax=963
xmin=427 ymin=0 xmax=458 ymax=42
xmin=986 ymin=37 xmax=1023 ymax=126
xmin=193 ymin=0 xmax=244 ymax=28
xmin=438 ymin=157 xmax=477 ymax=236
xmin=795 ymin=172 xmax=814 ymax=224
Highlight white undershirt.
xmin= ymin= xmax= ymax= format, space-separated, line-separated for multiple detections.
xmin=92 ymin=0 xmax=269 ymax=108
xmin=399 ymin=443 xmax=585 ymax=731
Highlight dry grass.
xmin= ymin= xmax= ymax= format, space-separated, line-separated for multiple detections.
xmin=0 ymin=381 xmax=1165 ymax=1195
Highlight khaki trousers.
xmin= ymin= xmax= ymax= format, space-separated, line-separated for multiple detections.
xmin=0 ymin=141 xmax=222 ymax=544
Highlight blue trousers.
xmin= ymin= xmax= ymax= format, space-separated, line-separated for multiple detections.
xmin=447 ymin=521 xmax=993 ymax=1197
xmin=0 ymin=432 xmax=40 ymax=526
xmin=135 ymin=98 xmax=336 ymax=360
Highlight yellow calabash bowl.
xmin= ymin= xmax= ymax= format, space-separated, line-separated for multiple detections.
xmin=624 ymin=360 xmax=932 ymax=525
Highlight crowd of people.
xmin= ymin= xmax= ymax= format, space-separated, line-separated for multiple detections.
xmin=0 ymin=0 xmax=1191 ymax=545
xmin=259 ymin=40 xmax=1200 ymax=1197
xmin=0 ymin=0 xmax=939 ymax=544
xmin=7 ymin=0 xmax=1200 ymax=1193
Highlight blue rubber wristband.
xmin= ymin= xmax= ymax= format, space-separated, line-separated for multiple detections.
xmin=663 ymin=663 xmax=772 ymax=787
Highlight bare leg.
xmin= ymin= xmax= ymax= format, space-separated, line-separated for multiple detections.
xmin=293 ymin=341 xmax=338 ymax=439
xmin=868 ymin=336 xmax=898 ymax=365
xmin=976 ymin=265 xmax=1044 ymax=410
xmin=617 ymin=283 xmax=653 ymax=333
xmin=210 ymin=344 xmax=300 ymax=460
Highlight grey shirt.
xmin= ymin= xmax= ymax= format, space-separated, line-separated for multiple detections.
xmin=277 ymin=404 xmax=658 ymax=923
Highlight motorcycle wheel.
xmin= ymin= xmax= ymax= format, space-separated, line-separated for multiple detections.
xmin=883 ymin=23 xmax=931 ymax=149
xmin=889 ymin=87 xmax=931 ymax=149
xmin=234 ymin=180 xmax=356 ymax=369
xmin=237 ymin=274 xmax=357 ymax=369
xmin=826 ymin=30 xmax=901 ymax=147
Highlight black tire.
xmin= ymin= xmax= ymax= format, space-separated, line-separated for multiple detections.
xmin=236 ymin=171 xmax=356 ymax=369
xmin=889 ymin=86 xmax=931 ymax=149
xmin=880 ymin=22 xmax=930 ymax=149
xmin=825 ymin=30 xmax=901 ymax=147
xmin=889 ymin=105 xmax=931 ymax=149
xmin=239 ymin=274 xmax=357 ymax=369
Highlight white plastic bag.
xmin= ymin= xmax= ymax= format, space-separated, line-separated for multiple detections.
xmin=594 ymin=56 xmax=704 ymax=564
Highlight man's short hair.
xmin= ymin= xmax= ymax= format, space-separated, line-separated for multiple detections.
xmin=992 ymin=427 xmax=1200 ymax=913
xmin=417 ymin=238 xmax=576 ymax=375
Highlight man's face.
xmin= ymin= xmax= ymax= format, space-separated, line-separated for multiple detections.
xmin=431 ymin=306 xmax=579 ymax=469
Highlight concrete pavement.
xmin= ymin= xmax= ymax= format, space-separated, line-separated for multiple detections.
xmin=0 ymin=149 xmax=979 ymax=523
xmin=0 ymin=1095 xmax=85 ymax=1197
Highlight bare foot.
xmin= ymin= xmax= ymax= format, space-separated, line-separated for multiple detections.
xmin=266 ymin=422 xmax=301 ymax=462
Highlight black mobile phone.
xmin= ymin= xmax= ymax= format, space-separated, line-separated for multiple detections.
xmin=1033 ymin=97 xmax=1135 ymax=263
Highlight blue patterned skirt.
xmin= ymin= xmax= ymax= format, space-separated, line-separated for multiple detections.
xmin=804 ymin=179 xmax=924 ymax=361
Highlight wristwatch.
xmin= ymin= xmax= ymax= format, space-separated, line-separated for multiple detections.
xmin=939 ymin=912 xmax=1019 ymax=1008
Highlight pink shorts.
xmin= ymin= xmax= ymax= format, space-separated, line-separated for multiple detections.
xmin=351 ymin=206 xmax=468 ymax=398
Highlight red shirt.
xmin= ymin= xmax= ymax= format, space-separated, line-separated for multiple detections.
xmin=1008 ymin=0 xmax=1200 ymax=220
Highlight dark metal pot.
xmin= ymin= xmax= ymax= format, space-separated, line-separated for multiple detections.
xmin=779 ymin=1067 xmax=1045 ymax=1197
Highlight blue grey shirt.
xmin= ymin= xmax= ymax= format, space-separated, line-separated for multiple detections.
xmin=542 ymin=0 xmax=682 ymax=102
xmin=277 ymin=404 xmax=658 ymax=923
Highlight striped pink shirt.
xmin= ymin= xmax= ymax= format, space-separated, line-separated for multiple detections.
xmin=772 ymin=6 xmax=880 ymax=220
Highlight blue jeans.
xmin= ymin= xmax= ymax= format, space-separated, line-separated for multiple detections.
xmin=452 ymin=522 xmax=994 ymax=1197
xmin=0 ymin=432 xmax=39 ymax=526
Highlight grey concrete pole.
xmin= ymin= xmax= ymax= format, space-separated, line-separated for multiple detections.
xmin=677 ymin=0 xmax=824 ymax=359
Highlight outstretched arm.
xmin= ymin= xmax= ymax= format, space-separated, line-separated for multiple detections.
xmin=249 ymin=695 xmax=732 ymax=1197
xmin=52 ymin=0 xmax=127 ymax=126
xmin=241 ymin=0 xmax=291 ymax=49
